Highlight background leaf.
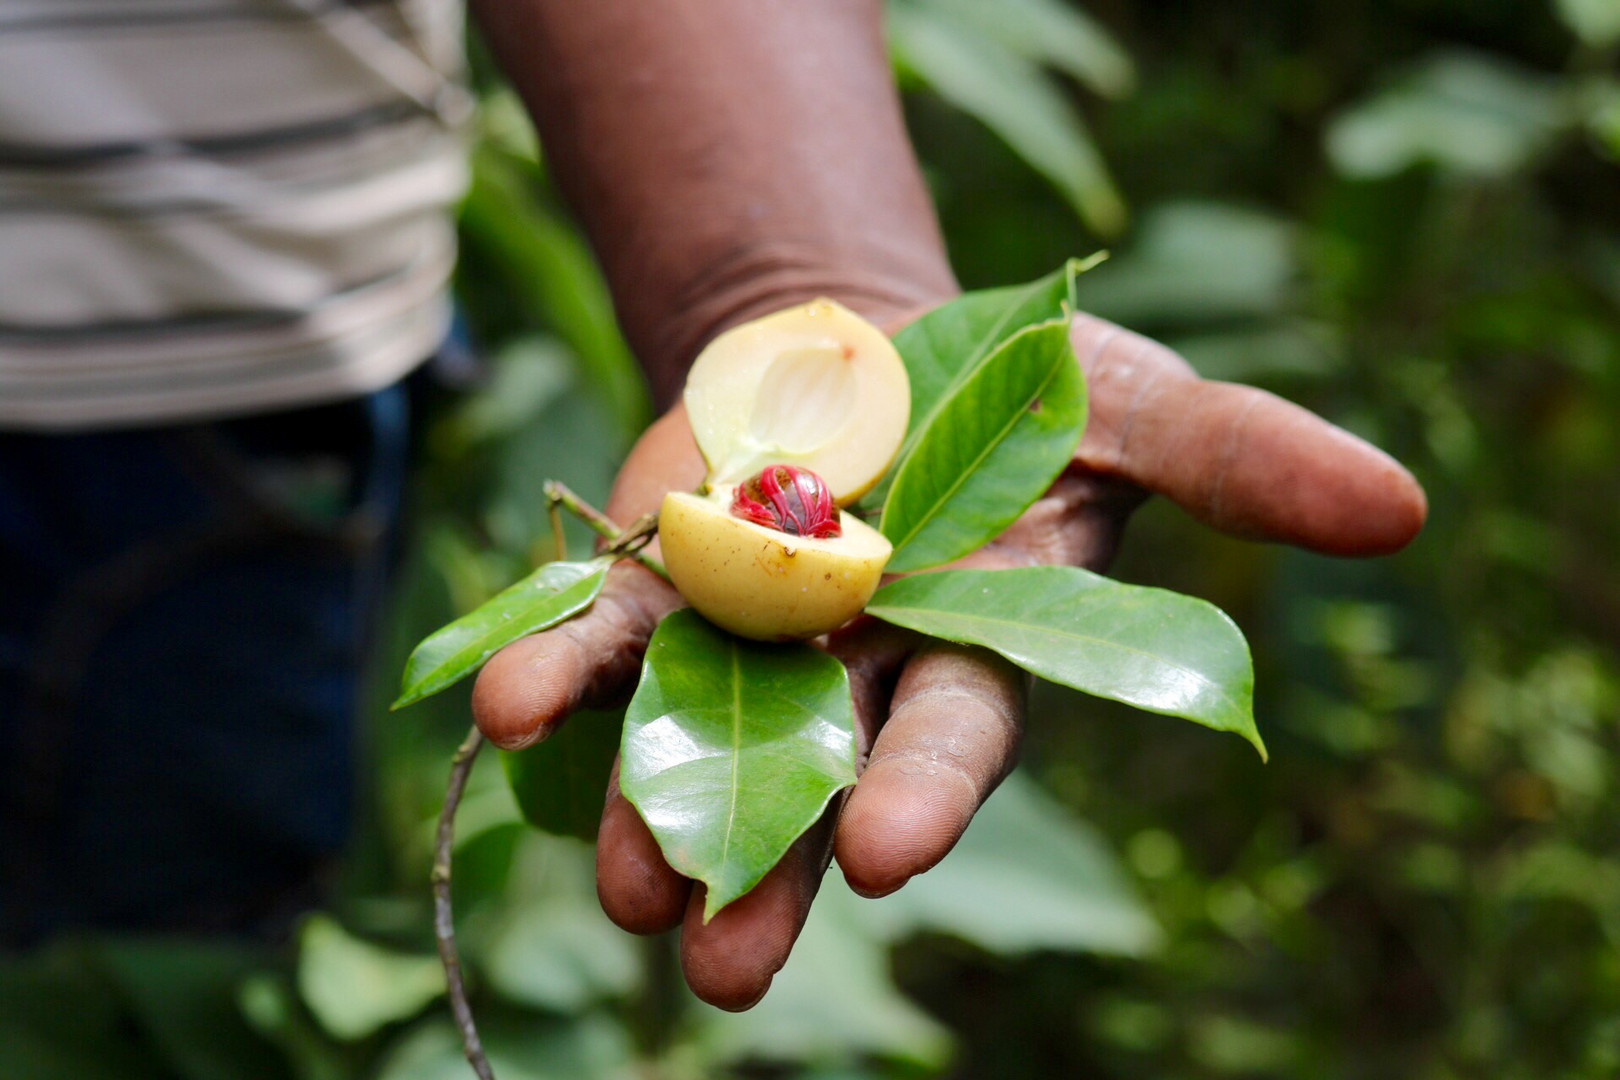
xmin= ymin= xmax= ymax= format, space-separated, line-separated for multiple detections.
xmin=500 ymin=709 xmax=623 ymax=841
xmin=1324 ymin=50 xmax=1570 ymax=180
xmin=618 ymin=611 xmax=858 ymax=919
xmin=375 ymin=1014 xmax=632 ymax=1080
xmin=697 ymin=769 xmax=1154 ymax=1068
xmin=859 ymin=771 xmax=1162 ymax=956
xmin=1557 ymin=0 xmax=1620 ymax=49
xmin=1069 ymin=202 xmax=1296 ymax=327
xmin=881 ymin=320 xmax=1086 ymax=571
xmin=98 ymin=941 xmax=288 ymax=1080
xmin=296 ymin=917 xmax=445 ymax=1042
xmin=393 ymin=558 xmax=610 ymax=709
xmin=867 ymin=567 xmax=1263 ymax=756
xmin=694 ymin=882 xmax=954 ymax=1071
xmin=911 ymin=0 xmax=1135 ymax=99
xmin=474 ymin=836 xmax=642 ymax=1012
xmin=890 ymin=2 xmax=1126 ymax=235
xmin=0 ymin=942 xmax=202 ymax=1080
xmin=460 ymin=144 xmax=651 ymax=433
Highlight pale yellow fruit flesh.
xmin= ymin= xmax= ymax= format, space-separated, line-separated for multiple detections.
xmin=683 ymin=299 xmax=909 ymax=504
xmin=658 ymin=491 xmax=892 ymax=641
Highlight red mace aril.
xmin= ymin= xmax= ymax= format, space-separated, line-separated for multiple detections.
xmin=730 ymin=465 xmax=842 ymax=539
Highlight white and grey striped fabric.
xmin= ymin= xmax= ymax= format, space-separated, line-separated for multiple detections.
xmin=0 ymin=0 xmax=472 ymax=429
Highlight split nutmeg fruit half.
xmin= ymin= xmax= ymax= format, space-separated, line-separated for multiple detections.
xmin=658 ymin=299 xmax=909 ymax=641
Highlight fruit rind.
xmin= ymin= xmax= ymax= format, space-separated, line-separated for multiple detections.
xmin=658 ymin=490 xmax=892 ymax=641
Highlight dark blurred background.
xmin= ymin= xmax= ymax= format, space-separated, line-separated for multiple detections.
xmin=5 ymin=1 xmax=1618 ymax=1077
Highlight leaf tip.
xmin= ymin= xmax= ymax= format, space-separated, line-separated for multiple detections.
xmin=700 ymin=890 xmax=733 ymax=924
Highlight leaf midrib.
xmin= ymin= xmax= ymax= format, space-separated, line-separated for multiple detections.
xmin=398 ymin=564 xmax=604 ymax=703
xmin=428 ymin=568 xmax=597 ymax=668
xmin=717 ymin=644 xmax=743 ymax=876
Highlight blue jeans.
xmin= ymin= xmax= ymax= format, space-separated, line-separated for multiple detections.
xmin=0 ymin=388 xmax=410 ymax=945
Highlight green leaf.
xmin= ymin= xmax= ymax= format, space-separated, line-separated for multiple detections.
xmin=462 ymin=146 xmax=652 ymax=435
xmin=1324 ymin=50 xmax=1569 ymax=180
xmin=857 ymin=771 xmax=1161 ymax=956
xmin=0 ymin=942 xmax=172 ymax=1080
xmin=477 ymin=836 xmax=642 ymax=1011
xmin=889 ymin=4 xmax=1126 ymax=235
xmin=1069 ymin=202 xmax=1296 ymax=327
xmin=98 ymin=940 xmax=291 ymax=1080
xmin=1558 ymin=0 xmax=1620 ymax=48
xmin=377 ymin=1014 xmax=633 ymax=1080
xmin=619 ymin=610 xmax=858 ymax=920
xmin=430 ymin=336 xmax=573 ymax=456
xmin=1583 ymin=77 xmax=1620 ymax=161
xmin=862 ymin=257 xmax=1095 ymax=513
xmin=501 ymin=710 xmax=623 ymax=841
xmin=1171 ymin=322 xmax=1343 ymax=383
xmin=296 ymin=916 xmax=445 ymax=1042
xmin=695 ymin=882 xmax=952 ymax=1070
xmin=866 ymin=567 xmax=1264 ymax=758
xmin=237 ymin=974 xmax=350 ymax=1080
xmin=912 ymin=0 xmax=1136 ymax=98
xmin=393 ymin=558 xmax=610 ymax=709
xmin=880 ymin=320 xmax=1086 ymax=572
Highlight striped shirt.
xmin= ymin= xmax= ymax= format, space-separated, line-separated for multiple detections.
xmin=0 ymin=0 xmax=472 ymax=429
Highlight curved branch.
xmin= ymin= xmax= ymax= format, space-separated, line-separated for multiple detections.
xmin=432 ymin=726 xmax=496 ymax=1080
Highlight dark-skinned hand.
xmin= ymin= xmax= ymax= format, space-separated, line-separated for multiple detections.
xmin=471 ymin=311 xmax=1427 ymax=1011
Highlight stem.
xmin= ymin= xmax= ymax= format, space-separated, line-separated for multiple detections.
xmin=432 ymin=489 xmax=673 ymax=1078
xmin=547 ymin=497 xmax=568 ymax=563
xmin=433 ymin=726 xmax=496 ymax=1080
xmin=545 ymin=480 xmax=619 ymax=542
xmin=543 ymin=480 xmax=670 ymax=582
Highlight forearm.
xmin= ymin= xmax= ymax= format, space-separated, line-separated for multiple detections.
xmin=470 ymin=0 xmax=958 ymax=406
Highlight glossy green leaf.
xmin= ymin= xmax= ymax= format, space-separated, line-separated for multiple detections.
xmin=619 ymin=611 xmax=858 ymax=920
xmin=862 ymin=257 xmax=1094 ymax=512
xmin=393 ymin=558 xmax=610 ymax=709
xmin=880 ymin=319 xmax=1086 ymax=571
xmin=500 ymin=710 xmax=623 ymax=841
xmin=866 ymin=567 xmax=1264 ymax=758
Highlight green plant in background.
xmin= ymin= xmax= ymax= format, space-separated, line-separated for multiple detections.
xmin=4 ymin=1 xmax=1617 ymax=1078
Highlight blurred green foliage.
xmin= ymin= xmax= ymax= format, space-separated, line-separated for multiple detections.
xmin=4 ymin=0 xmax=1617 ymax=1077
